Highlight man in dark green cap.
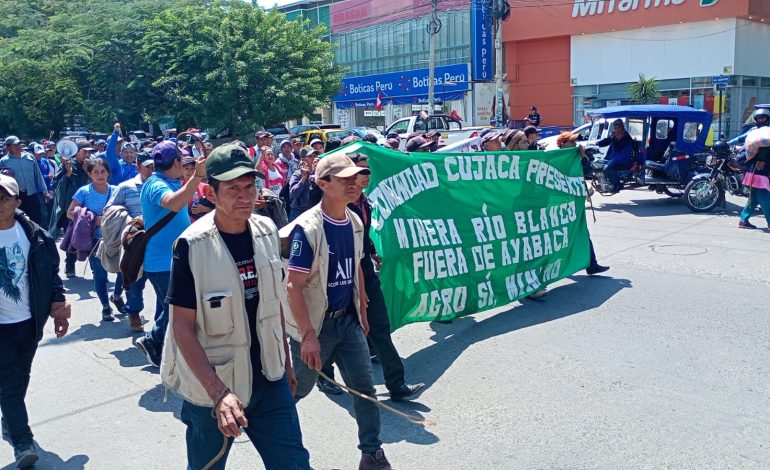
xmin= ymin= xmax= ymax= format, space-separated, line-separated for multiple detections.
xmin=161 ymin=143 xmax=310 ymax=470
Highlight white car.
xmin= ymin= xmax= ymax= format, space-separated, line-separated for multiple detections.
xmin=537 ymin=123 xmax=592 ymax=150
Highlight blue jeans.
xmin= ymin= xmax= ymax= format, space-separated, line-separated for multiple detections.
xmin=124 ymin=274 xmax=163 ymax=320
xmin=0 ymin=319 xmax=37 ymax=449
xmin=291 ymin=312 xmax=382 ymax=454
xmin=180 ymin=376 xmax=310 ymax=470
xmin=741 ymin=188 xmax=770 ymax=225
xmin=603 ymin=160 xmax=628 ymax=192
xmin=114 ymin=272 xmax=124 ymax=300
xmin=143 ymin=271 xmax=170 ymax=355
xmin=89 ymin=254 xmax=110 ymax=307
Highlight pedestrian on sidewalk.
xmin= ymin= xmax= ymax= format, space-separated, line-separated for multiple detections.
xmin=283 ymin=153 xmax=393 ymax=470
xmin=161 ymin=144 xmax=310 ymax=470
xmin=0 ymin=174 xmax=71 ymax=469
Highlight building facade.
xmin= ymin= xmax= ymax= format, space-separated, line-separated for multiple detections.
xmin=278 ymin=0 xmax=497 ymax=128
xmin=502 ymin=0 xmax=770 ymax=138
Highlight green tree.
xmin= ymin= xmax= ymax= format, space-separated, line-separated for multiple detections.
xmin=136 ymin=0 xmax=344 ymax=136
xmin=629 ymin=73 xmax=661 ymax=104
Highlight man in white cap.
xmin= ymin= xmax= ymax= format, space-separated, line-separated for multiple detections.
xmin=309 ymin=138 xmax=325 ymax=154
xmin=0 ymin=173 xmax=71 ymax=468
xmin=282 ymin=153 xmax=393 ymax=470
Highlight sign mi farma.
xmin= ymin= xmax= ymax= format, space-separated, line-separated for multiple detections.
xmin=572 ymin=0 xmax=719 ymax=18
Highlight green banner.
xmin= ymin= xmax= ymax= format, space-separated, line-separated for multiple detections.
xmin=349 ymin=142 xmax=590 ymax=330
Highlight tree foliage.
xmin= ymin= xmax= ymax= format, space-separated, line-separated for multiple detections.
xmin=628 ymin=73 xmax=661 ymax=104
xmin=0 ymin=0 xmax=343 ymax=138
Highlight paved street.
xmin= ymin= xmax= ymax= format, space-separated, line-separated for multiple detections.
xmin=1 ymin=189 xmax=769 ymax=470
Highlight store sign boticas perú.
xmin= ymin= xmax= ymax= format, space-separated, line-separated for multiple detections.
xmin=572 ymin=0 xmax=719 ymax=18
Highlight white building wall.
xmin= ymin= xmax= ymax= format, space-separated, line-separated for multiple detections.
xmin=734 ymin=19 xmax=770 ymax=77
xmin=570 ymin=19 xmax=737 ymax=85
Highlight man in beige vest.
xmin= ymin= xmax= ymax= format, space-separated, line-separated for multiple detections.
xmin=161 ymin=144 xmax=310 ymax=470
xmin=283 ymin=154 xmax=393 ymax=470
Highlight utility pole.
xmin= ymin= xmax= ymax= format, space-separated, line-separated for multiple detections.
xmin=427 ymin=0 xmax=441 ymax=114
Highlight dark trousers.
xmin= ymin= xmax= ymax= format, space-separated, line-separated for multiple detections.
xmin=292 ymin=313 xmax=382 ymax=454
xmin=144 ymin=271 xmax=170 ymax=355
xmin=180 ymin=377 xmax=310 ymax=470
xmin=18 ymin=192 xmax=42 ymax=226
xmin=322 ymin=263 xmax=406 ymax=392
xmin=0 ymin=319 xmax=38 ymax=449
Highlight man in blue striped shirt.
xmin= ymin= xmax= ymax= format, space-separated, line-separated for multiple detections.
xmin=0 ymin=137 xmax=47 ymax=225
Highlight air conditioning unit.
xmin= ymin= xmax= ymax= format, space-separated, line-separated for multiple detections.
xmin=570 ymin=78 xmax=578 ymax=86
xmin=722 ymin=66 xmax=733 ymax=75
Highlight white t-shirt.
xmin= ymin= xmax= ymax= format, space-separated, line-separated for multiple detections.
xmin=0 ymin=222 xmax=31 ymax=324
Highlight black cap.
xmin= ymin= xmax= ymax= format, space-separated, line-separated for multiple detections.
xmin=523 ymin=125 xmax=539 ymax=137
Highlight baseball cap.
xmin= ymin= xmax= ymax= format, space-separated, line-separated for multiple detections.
xmin=481 ymin=131 xmax=500 ymax=143
xmin=76 ymin=140 xmax=94 ymax=151
xmin=300 ymin=146 xmax=320 ymax=158
xmin=95 ymin=139 xmax=107 ymax=146
xmin=181 ymin=156 xmax=196 ymax=165
xmin=384 ymin=138 xmax=400 ymax=149
xmin=424 ymin=130 xmax=439 ymax=139
xmin=310 ymin=138 xmax=324 ymax=146
xmin=206 ymin=143 xmax=257 ymax=182
xmin=315 ymin=154 xmax=370 ymax=180
xmin=46 ymin=141 xmax=56 ymax=148
xmin=523 ymin=125 xmax=539 ymax=137
xmin=405 ymin=136 xmax=432 ymax=152
xmin=152 ymin=140 xmax=180 ymax=166
xmin=0 ymin=174 xmax=19 ymax=197
xmin=3 ymin=136 xmax=20 ymax=146
xmin=32 ymin=143 xmax=46 ymax=154
xmin=280 ymin=139 xmax=292 ymax=148
xmin=556 ymin=132 xmax=580 ymax=147
xmin=136 ymin=151 xmax=154 ymax=167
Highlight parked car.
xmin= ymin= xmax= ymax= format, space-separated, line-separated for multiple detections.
xmin=296 ymin=128 xmax=352 ymax=146
xmin=289 ymin=124 xmax=321 ymax=135
xmin=538 ymin=123 xmax=592 ymax=150
xmin=383 ymin=114 xmax=486 ymax=150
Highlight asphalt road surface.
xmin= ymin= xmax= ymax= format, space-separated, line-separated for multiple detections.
xmin=1 ymin=189 xmax=768 ymax=470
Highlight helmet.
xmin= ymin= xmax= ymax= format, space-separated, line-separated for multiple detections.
xmin=711 ymin=140 xmax=730 ymax=158
xmin=753 ymin=108 xmax=770 ymax=127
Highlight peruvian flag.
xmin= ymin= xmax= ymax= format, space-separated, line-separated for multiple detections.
xmin=375 ymin=90 xmax=383 ymax=112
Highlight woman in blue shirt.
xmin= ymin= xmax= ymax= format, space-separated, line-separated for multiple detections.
xmin=67 ymin=158 xmax=117 ymax=321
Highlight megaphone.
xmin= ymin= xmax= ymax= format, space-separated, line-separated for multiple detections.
xmin=56 ymin=139 xmax=79 ymax=159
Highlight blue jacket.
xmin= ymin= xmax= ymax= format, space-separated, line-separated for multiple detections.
xmin=104 ymin=130 xmax=138 ymax=185
xmin=597 ymin=132 xmax=634 ymax=165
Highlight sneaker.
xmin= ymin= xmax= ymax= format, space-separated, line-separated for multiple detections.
xmin=316 ymin=376 xmax=343 ymax=395
xmin=110 ymin=295 xmax=126 ymax=314
xmin=14 ymin=443 xmax=39 ymax=469
xmin=135 ymin=336 xmax=161 ymax=367
xmin=359 ymin=449 xmax=392 ymax=470
xmin=586 ymin=264 xmax=610 ymax=275
xmin=101 ymin=307 xmax=114 ymax=322
xmin=738 ymin=220 xmax=757 ymax=229
xmin=129 ymin=314 xmax=144 ymax=333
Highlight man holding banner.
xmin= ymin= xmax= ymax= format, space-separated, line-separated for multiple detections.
xmin=282 ymin=154 xmax=393 ymax=470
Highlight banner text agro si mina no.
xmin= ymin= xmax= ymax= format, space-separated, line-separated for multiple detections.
xmin=350 ymin=143 xmax=590 ymax=330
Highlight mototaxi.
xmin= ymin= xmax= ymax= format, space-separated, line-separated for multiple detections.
xmin=584 ymin=105 xmax=713 ymax=197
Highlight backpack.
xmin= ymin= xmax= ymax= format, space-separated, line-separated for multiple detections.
xmin=119 ymin=210 xmax=176 ymax=289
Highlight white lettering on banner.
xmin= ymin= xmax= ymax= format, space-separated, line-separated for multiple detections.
xmin=369 ymin=163 xmax=439 ymax=229
xmin=525 ymin=159 xmax=587 ymax=197
xmin=500 ymin=228 xmax=570 ymax=265
xmin=477 ymin=278 xmax=495 ymax=309
xmin=513 ymin=202 xmax=577 ymax=235
xmin=393 ymin=218 xmax=463 ymax=249
xmin=411 ymin=286 xmax=467 ymax=319
xmin=504 ymin=269 xmax=542 ymax=300
xmin=413 ymin=248 xmax=469 ymax=283
xmin=445 ymin=154 xmax=520 ymax=181
xmin=571 ymin=0 xmax=689 ymax=18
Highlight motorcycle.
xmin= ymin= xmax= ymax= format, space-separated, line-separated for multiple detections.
xmin=683 ymin=143 xmax=749 ymax=212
